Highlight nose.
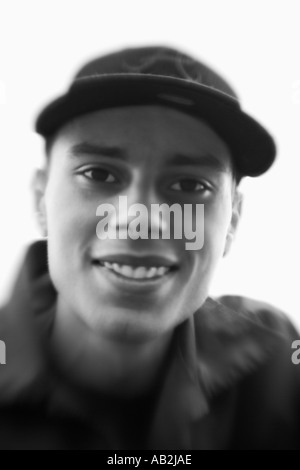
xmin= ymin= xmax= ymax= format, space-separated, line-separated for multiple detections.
xmin=115 ymin=179 xmax=168 ymax=238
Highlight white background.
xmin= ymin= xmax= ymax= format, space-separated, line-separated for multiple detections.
xmin=0 ymin=1 xmax=299 ymax=325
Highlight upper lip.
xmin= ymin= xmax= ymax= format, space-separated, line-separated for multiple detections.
xmin=92 ymin=253 xmax=179 ymax=269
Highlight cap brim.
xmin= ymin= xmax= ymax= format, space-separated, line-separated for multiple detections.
xmin=35 ymin=75 xmax=276 ymax=177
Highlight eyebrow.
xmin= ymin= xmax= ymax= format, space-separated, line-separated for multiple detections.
xmin=69 ymin=141 xmax=229 ymax=172
xmin=69 ymin=142 xmax=125 ymax=159
xmin=166 ymin=153 xmax=229 ymax=172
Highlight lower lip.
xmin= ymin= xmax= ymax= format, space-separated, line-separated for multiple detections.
xmin=92 ymin=263 xmax=177 ymax=293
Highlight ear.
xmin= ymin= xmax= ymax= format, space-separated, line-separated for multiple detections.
xmin=32 ymin=169 xmax=48 ymax=238
xmin=223 ymin=189 xmax=243 ymax=257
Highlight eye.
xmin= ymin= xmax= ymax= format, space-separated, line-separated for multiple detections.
xmin=82 ymin=168 xmax=117 ymax=183
xmin=170 ymin=179 xmax=209 ymax=193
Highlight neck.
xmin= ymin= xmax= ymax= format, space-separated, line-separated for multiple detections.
xmin=49 ymin=303 xmax=174 ymax=398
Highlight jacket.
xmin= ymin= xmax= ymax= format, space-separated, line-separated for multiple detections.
xmin=0 ymin=241 xmax=299 ymax=449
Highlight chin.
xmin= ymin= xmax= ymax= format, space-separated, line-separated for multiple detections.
xmin=81 ymin=305 xmax=172 ymax=343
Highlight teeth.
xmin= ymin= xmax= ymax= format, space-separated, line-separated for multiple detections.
xmin=157 ymin=267 xmax=168 ymax=276
xmin=133 ymin=267 xmax=148 ymax=279
xmin=101 ymin=262 xmax=170 ymax=279
xmin=146 ymin=267 xmax=158 ymax=278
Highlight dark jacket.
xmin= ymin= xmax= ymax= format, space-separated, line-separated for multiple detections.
xmin=0 ymin=241 xmax=299 ymax=450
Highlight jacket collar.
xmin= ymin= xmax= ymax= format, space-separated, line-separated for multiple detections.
xmin=147 ymin=298 xmax=284 ymax=448
xmin=0 ymin=241 xmax=55 ymax=403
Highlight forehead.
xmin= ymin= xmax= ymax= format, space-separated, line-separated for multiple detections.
xmin=51 ymin=105 xmax=233 ymax=171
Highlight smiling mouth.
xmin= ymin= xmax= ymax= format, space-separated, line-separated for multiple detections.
xmin=92 ymin=260 xmax=178 ymax=281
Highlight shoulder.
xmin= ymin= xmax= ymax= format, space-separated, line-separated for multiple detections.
xmin=209 ymin=297 xmax=300 ymax=448
xmin=192 ymin=295 xmax=300 ymax=400
xmin=211 ymin=295 xmax=300 ymax=396
xmin=215 ymin=294 xmax=299 ymax=338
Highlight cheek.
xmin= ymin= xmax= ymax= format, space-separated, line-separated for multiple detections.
xmin=172 ymin=197 xmax=232 ymax=316
xmin=45 ymin=176 xmax=99 ymax=271
xmin=191 ymin=194 xmax=232 ymax=275
xmin=203 ymin=195 xmax=232 ymax=260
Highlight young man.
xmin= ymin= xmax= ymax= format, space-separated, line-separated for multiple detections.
xmin=0 ymin=46 xmax=299 ymax=450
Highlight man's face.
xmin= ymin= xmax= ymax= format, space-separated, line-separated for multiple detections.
xmin=37 ymin=105 xmax=240 ymax=342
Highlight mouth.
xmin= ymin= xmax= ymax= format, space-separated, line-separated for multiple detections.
xmin=91 ymin=254 xmax=179 ymax=283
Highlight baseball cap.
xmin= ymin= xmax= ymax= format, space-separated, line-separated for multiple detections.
xmin=35 ymin=46 xmax=276 ymax=177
